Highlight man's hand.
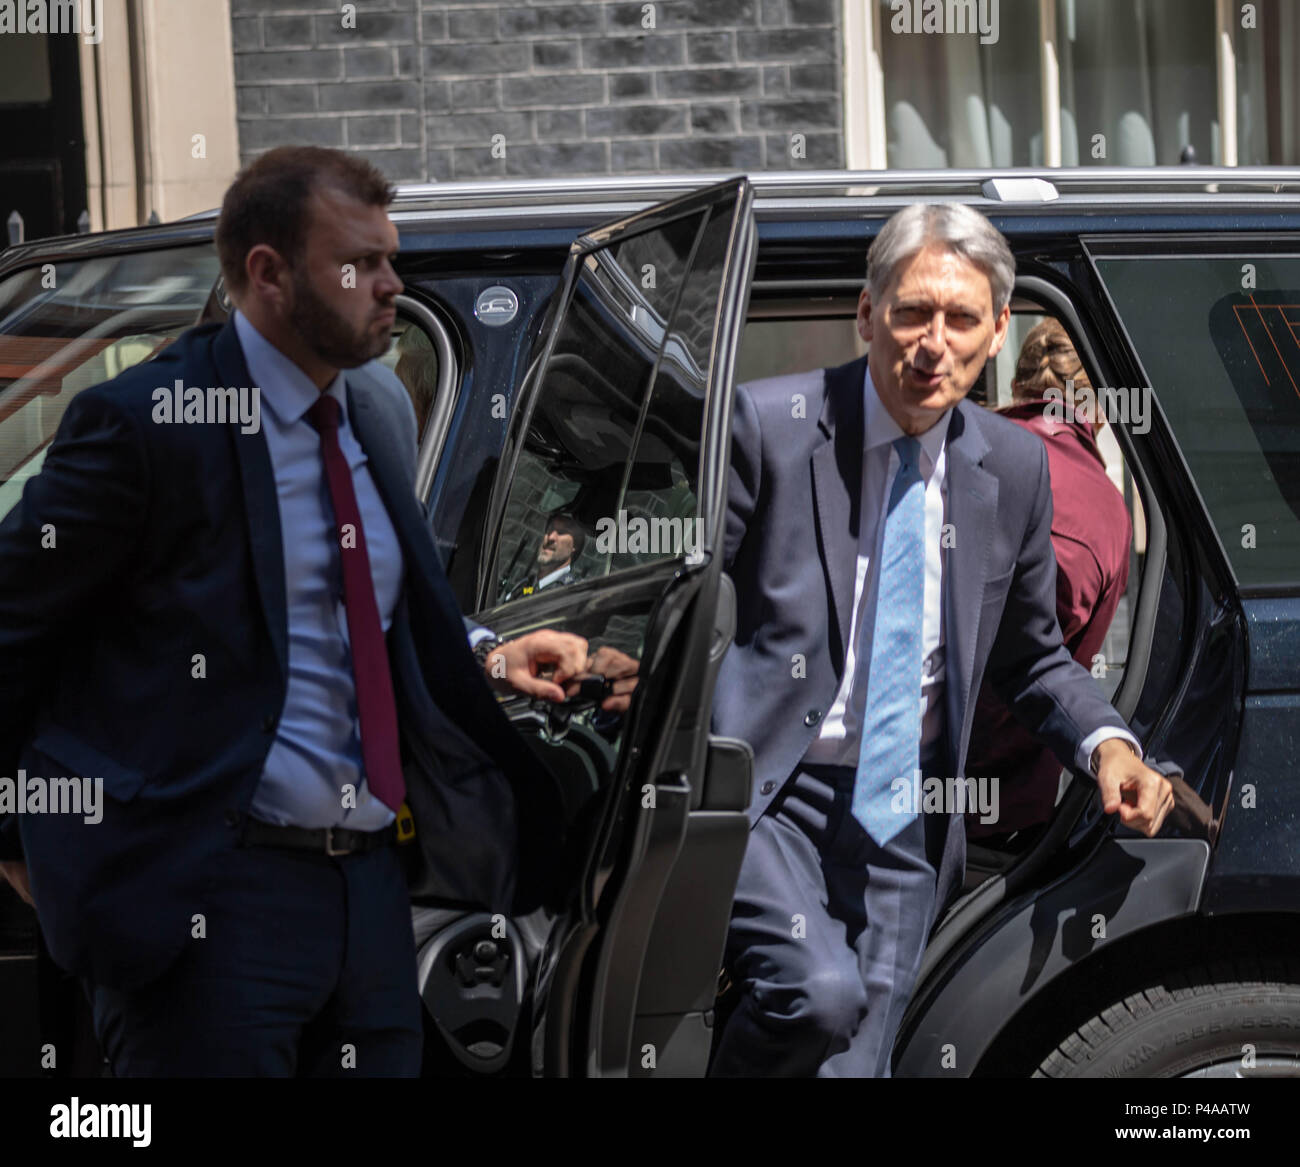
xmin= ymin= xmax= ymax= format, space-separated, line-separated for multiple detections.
xmin=484 ymin=630 xmax=589 ymax=702
xmin=0 ymin=860 xmax=33 ymax=907
xmin=565 ymin=645 xmax=640 ymax=714
xmin=1094 ymin=739 xmax=1174 ymax=836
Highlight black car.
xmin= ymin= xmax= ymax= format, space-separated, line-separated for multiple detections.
xmin=1 ymin=168 xmax=1298 ymax=1078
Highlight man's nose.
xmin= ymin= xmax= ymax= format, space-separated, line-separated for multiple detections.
xmin=378 ymin=260 xmax=403 ymax=299
xmin=920 ymin=311 xmax=951 ymax=356
xmin=919 ymin=313 xmax=947 ymax=355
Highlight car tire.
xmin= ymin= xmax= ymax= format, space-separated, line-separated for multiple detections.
xmin=1034 ymin=959 xmax=1300 ymax=1078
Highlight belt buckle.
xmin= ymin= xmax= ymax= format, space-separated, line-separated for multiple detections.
xmin=324 ymin=827 xmax=351 ymax=857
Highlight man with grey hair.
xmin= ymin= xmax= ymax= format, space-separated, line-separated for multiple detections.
xmin=709 ymin=203 xmax=1173 ymax=1077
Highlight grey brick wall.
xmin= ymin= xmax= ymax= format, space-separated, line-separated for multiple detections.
xmin=231 ymin=0 xmax=843 ymax=181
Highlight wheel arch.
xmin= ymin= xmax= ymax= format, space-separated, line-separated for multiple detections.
xmin=973 ymin=908 xmax=1300 ymax=1076
xmin=894 ymin=838 xmax=1210 ymax=1077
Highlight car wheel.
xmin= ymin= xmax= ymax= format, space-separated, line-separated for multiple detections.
xmin=1034 ymin=960 xmax=1300 ymax=1078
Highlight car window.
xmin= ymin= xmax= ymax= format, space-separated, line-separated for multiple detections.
xmin=473 ymin=182 xmax=752 ymax=869
xmin=1095 ymin=254 xmax=1300 ymax=590
xmin=735 ymin=315 xmax=863 ymax=385
xmin=489 ymin=202 xmax=733 ymax=604
xmin=376 ymin=316 xmax=439 ymax=442
xmin=0 ymin=246 xmax=220 ymax=522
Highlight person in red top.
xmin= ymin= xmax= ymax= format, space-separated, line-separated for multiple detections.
xmin=966 ymin=318 xmax=1133 ymax=841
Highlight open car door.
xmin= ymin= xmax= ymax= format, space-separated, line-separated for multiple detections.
xmin=473 ymin=177 xmax=756 ymax=1077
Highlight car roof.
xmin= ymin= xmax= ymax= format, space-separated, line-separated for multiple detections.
xmin=180 ymin=165 xmax=1300 ymax=222
xmin=6 ymin=166 xmax=1300 ymax=273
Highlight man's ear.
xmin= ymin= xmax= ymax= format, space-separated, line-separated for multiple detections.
xmin=986 ymin=302 xmax=1012 ymax=360
xmin=856 ymin=286 xmax=874 ymax=344
xmin=244 ymin=244 xmax=291 ymax=310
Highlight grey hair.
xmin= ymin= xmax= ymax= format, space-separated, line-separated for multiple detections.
xmin=866 ymin=203 xmax=1015 ymax=315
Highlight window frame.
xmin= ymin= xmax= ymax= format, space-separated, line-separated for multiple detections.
xmin=397 ymin=293 xmax=461 ymax=506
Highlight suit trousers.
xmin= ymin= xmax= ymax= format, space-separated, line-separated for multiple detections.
xmin=710 ymin=761 xmax=948 ymax=1078
xmin=86 ymin=836 xmax=423 ymax=1077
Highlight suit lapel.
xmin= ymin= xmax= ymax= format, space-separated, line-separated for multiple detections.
xmin=213 ymin=321 xmax=288 ymax=681
xmin=344 ymin=382 xmax=431 ymax=582
xmin=811 ymin=356 xmax=867 ymax=666
xmin=943 ymin=401 xmax=997 ymax=772
xmin=344 ymin=380 xmax=470 ymax=659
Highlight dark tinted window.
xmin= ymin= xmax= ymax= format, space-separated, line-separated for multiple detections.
xmin=490 ymin=206 xmax=725 ymax=603
xmin=1097 ymin=255 xmax=1300 ymax=588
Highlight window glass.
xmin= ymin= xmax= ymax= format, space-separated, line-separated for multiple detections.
xmin=0 ymin=246 xmax=220 ymax=522
xmin=736 ymin=316 xmax=863 ymax=385
xmin=491 ymin=208 xmax=711 ymax=604
xmin=1056 ymin=0 xmax=1217 ymax=165
xmin=1096 ymin=254 xmax=1300 ymax=588
xmin=0 ymin=30 xmax=51 ymax=104
xmin=879 ymin=0 xmax=1041 ymax=167
xmin=1235 ymin=0 xmax=1300 ymax=165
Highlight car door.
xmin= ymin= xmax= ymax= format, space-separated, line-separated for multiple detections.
xmin=469 ymin=177 xmax=756 ymax=1077
xmin=1082 ymin=235 xmax=1299 ymax=916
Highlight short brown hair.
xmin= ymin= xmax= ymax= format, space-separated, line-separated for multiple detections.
xmin=1011 ymin=317 xmax=1092 ymax=402
xmin=215 ymin=146 xmax=394 ymax=294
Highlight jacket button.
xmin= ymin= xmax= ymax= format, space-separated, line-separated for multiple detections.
xmin=804 ymin=709 xmax=822 ymax=727
xmin=760 ymin=781 xmax=776 ymax=796
xmin=261 ymin=713 xmax=276 ymax=733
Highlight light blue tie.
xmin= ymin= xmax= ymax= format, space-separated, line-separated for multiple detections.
xmin=852 ymin=436 xmax=926 ymax=844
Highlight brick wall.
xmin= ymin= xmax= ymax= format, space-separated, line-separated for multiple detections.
xmin=231 ymin=0 xmax=843 ymax=181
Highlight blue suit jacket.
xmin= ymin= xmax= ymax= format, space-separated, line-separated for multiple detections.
xmin=712 ymin=355 xmax=1130 ymax=911
xmin=0 ymin=320 xmax=560 ymax=990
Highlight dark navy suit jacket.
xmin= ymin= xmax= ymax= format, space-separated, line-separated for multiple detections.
xmin=711 ymin=355 xmax=1131 ymax=913
xmin=0 ymin=320 xmax=560 ymax=990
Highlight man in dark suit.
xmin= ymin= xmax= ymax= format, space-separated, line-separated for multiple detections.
xmin=708 ymin=203 xmax=1174 ymax=1077
xmin=0 ymin=146 xmax=585 ymax=1076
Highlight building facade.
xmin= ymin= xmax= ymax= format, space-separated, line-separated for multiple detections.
xmin=0 ymin=0 xmax=1297 ymax=238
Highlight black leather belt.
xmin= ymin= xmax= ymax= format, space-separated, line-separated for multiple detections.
xmin=241 ymin=817 xmax=397 ymax=856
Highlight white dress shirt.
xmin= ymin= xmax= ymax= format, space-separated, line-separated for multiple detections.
xmin=538 ymin=563 xmax=573 ymax=589
xmin=803 ymin=365 xmax=1138 ymax=775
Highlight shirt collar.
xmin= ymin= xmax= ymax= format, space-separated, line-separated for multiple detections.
xmin=538 ymin=563 xmax=572 ymax=589
xmin=233 ymin=309 xmax=348 ymax=427
xmin=862 ymin=363 xmax=950 ymax=472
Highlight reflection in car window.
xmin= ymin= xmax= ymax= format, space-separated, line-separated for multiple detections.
xmin=376 ymin=319 xmax=439 ymax=439
xmin=0 ymin=246 xmax=221 ymax=522
xmin=1097 ymin=255 xmax=1300 ymax=588
xmin=492 ymin=206 xmax=716 ymax=603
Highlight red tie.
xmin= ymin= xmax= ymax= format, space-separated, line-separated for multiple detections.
xmin=306 ymin=394 xmax=405 ymax=813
